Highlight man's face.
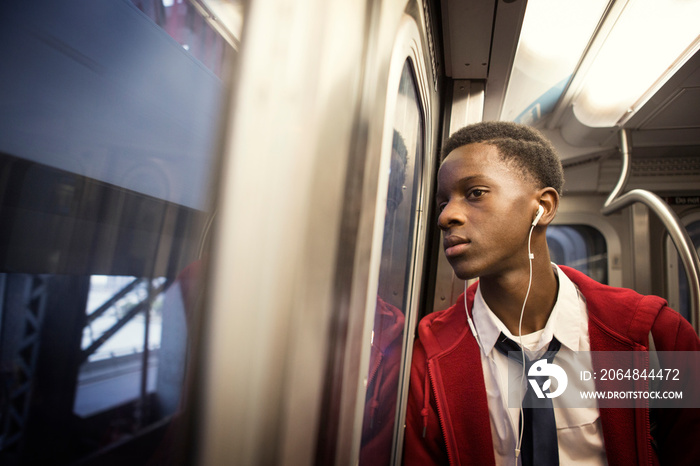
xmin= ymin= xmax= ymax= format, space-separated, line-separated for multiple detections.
xmin=436 ymin=142 xmax=539 ymax=280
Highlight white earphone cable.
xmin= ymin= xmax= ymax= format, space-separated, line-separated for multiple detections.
xmin=514 ymin=222 xmax=536 ymax=459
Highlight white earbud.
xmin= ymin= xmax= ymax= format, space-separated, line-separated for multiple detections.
xmin=532 ymin=205 xmax=544 ymax=226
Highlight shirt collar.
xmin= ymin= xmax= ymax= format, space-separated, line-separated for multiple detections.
xmin=472 ymin=264 xmax=584 ymax=356
xmin=551 ymin=264 xmax=585 ymax=351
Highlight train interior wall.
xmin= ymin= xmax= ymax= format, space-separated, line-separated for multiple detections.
xmin=558 ymin=146 xmax=700 ymax=321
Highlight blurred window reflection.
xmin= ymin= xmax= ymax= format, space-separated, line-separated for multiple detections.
xmin=0 ymin=1 xmax=237 ymax=464
xmin=130 ymin=0 xmax=241 ymax=77
xmin=73 ymin=276 xmax=166 ymax=417
xmin=360 ymin=60 xmax=424 ymax=466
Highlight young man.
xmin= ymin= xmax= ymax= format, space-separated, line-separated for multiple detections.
xmin=403 ymin=122 xmax=700 ymax=465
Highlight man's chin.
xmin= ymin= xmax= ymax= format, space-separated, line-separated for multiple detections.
xmin=450 ymin=264 xmax=479 ymax=281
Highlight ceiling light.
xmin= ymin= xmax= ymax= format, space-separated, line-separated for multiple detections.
xmin=500 ymin=0 xmax=608 ymax=124
xmin=572 ymin=0 xmax=700 ymax=128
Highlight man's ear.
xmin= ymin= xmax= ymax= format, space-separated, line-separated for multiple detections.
xmin=535 ymin=188 xmax=559 ymax=226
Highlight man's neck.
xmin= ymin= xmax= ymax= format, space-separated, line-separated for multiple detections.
xmin=479 ymin=260 xmax=559 ymax=336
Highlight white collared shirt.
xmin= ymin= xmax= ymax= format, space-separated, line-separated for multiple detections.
xmin=471 ymin=264 xmax=607 ymax=466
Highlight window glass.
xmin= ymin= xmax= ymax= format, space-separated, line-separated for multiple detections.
xmin=74 ymin=276 xmax=167 ymax=417
xmin=672 ymin=220 xmax=700 ymax=322
xmin=0 ymin=1 xmax=238 ymax=464
xmin=547 ymin=225 xmax=608 ymax=284
xmin=131 ymin=0 xmax=238 ymax=78
xmin=359 ymin=60 xmax=424 ymax=466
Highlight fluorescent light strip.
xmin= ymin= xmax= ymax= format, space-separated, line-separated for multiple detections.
xmin=573 ymin=0 xmax=700 ymax=128
xmin=500 ymin=0 xmax=608 ymax=124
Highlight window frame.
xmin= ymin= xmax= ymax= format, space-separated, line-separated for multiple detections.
xmin=353 ymin=14 xmax=434 ymax=466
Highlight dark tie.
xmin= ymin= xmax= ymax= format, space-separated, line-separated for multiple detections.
xmin=494 ymin=333 xmax=561 ymax=466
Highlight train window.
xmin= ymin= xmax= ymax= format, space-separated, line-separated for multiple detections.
xmin=73 ymin=275 xmax=167 ymax=417
xmin=667 ymin=219 xmax=700 ymax=322
xmin=359 ymin=60 xmax=424 ymax=466
xmin=547 ymin=225 xmax=608 ymax=284
xmin=0 ymin=1 xmax=238 ymax=464
xmin=131 ymin=0 xmax=238 ymax=78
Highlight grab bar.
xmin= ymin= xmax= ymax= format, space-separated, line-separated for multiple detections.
xmin=602 ymin=129 xmax=700 ymax=334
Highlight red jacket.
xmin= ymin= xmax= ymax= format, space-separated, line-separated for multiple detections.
xmin=404 ymin=266 xmax=700 ymax=466
xmin=360 ymin=296 xmax=405 ymax=466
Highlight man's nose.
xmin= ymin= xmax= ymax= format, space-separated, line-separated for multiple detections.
xmin=437 ymin=201 xmax=465 ymax=231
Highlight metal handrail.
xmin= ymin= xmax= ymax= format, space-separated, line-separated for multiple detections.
xmin=602 ymin=129 xmax=700 ymax=333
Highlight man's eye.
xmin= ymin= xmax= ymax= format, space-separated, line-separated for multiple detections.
xmin=438 ymin=202 xmax=447 ymax=212
xmin=468 ymin=189 xmax=484 ymax=198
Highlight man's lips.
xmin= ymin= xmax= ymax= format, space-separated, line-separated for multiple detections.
xmin=443 ymin=236 xmax=470 ymax=257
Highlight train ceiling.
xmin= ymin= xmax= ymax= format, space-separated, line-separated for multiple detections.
xmin=439 ymin=0 xmax=700 ymax=161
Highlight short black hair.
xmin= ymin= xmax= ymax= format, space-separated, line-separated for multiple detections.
xmin=441 ymin=121 xmax=564 ymax=195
